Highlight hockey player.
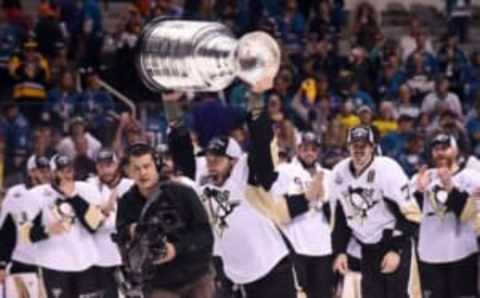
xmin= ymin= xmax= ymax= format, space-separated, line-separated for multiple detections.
xmin=0 ymin=155 xmax=50 ymax=297
xmin=276 ymin=131 xmax=334 ymax=298
xmin=413 ymin=133 xmax=480 ymax=298
xmin=26 ymin=154 xmax=106 ymax=297
xmin=87 ymin=148 xmax=134 ymax=298
xmin=331 ymin=126 xmax=422 ymax=298
xmin=166 ymin=87 xmax=324 ymax=298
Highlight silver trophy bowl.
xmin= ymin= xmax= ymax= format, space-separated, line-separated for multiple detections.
xmin=136 ymin=18 xmax=281 ymax=92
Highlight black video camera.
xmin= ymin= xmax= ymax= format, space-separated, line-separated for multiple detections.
xmin=112 ymin=186 xmax=184 ymax=296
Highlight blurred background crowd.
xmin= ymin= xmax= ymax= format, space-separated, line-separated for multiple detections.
xmin=0 ymin=0 xmax=479 ymax=190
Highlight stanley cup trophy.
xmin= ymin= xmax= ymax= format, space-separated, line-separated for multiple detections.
xmin=136 ymin=18 xmax=281 ymax=92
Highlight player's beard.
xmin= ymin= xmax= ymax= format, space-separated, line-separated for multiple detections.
xmin=100 ymin=173 xmax=119 ymax=187
xmin=299 ymin=156 xmax=316 ymax=170
xmin=209 ymin=166 xmax=232 ymax=187
xmin=434 ymin=155 xmax=454 ymax=169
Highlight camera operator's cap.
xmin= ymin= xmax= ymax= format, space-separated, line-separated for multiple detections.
xmin=299 ymin=131 xmax=320 ymax=146
xmin=204 ymin=136 xmax=243 ymax=159
xmin=27 ymin=155 xmax=50 ymax=171
xmin=347 ymin=126 xmax=375 ymax=145
xmin=431 ymin=133 xmax=458 ymax=150
xmin=95 ymin=148 xmax=118 ymax=164
xmin=50 ymin=154 xmax=73 ymax=171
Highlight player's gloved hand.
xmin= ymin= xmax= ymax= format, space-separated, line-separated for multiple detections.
xmin=381 ymin=251 xmax=401 ymax=274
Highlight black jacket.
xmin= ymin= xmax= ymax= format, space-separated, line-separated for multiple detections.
xmin=116 ymin=181 xmax=213 ymax=290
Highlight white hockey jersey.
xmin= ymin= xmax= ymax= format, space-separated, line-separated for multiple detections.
xmin=277 ymin=158 xmax=333 ymax=256
xmin=87 ymin=177 xmax=134 ymax=267
xmin=0 ymin=184 xmax=38 ymax=265
xmin=196 ymin=155 xmax=288 ymax=284
xmin=412 ymin=167 xmax=480 ymax=263
xmin=29 ymin=182 xmax=102 ymax=271
xmin=328 ymin=156 xmax=414 ymax=245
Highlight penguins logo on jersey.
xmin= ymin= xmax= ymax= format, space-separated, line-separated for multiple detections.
xmin=201 ymin=187 xmax=240 ymax=236
xmin=346 ymin=186 xmax=378 ymax=222
xmin=52 ymin=198 xmax=76 ymax=226
xmin=428 ymin=185 xmax=449 ymax=216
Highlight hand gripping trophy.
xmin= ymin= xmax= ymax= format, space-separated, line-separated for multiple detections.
xmin=136 ymin=18 xmax=281 ymax=92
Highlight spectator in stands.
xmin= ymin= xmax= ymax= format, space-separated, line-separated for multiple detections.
xmin=278 ymin=0 xmax=306 ymax=58
xmin=416 ymin=112 xmax=436 ymax=137
xmin=307 ymin=36 xmax=342 ymax=80
xmin=0 ymin=100 xmax=30 ymax=170
xmin=381 ymin=114 xmax=416 ymax=158
xmin=437 ymin=33 xmax=469 ymax=98
xmin=229 ymin=81 xmax=251 ymax=115
xmin=345 ymin=47 xmax=375 ymax=94
xmin=446 ymin=0 xmax=472 ymax=43
xmin=183 ymin=0 xmax=217 ymax=21
xmin=350 ymin=2 xmax=380 ymax=52
xmin=466 ymin=95 xmax=480 ymax=155
xmin=339 ymin=75 xmax=375 ymax=111
xmin=35 ymin=1 xmax=64 ymax=59
xmin=56 ymin=115 xmax=101 ymax=159
xmin=57 ymin=0 xmax=81 ymax=52
xmin=271 ymin=67 xmax=295 ymax=109
xmin=405 ymin=29 xmax=438 ymax=78
xmin=31 ymin=125 xmax=56 ymax=159
xmin=8 ymin=39 xmax=50 ymax=123
xmin=395 ymin=132 xmax=425 ymax=177
xmin=151 ymin=0 xmax=183 ymax=18
xmin=396 ymin=84 xmax=420 ymax=119
xmin=268 ymin=92 xmax=298 ymax=158
xmin=322 ymin=116 xmax=349 ymax=168
xmin=3 ymin=146 xmax=28 ymax=187
xmin=113 ymin=112 xmax=147 ymax=158
xmin=465 ymin=51 xmax=480 ymax=106
xmin=45 ymin=69 xmax=80 ymax=134
xmin=49 ymin=42 xmax=74 ymax=85
xmin=291 ymin=73 xmax=338 ymax=135
xmin=0 ymin=9 xmax=19 ymax=87
xmin=437 ymin=109 xmax=471 ymax=153
xmin=78 ymin=0 xmax=104 ymax=67
xmin=72 ymin=134 xmax=96 ymax=180
xmin=356 ymin=104 xmax=374 ymax=127
xmin=308 ymin=0 xmax=343 ymax=39
xmin=77 ymin=67 xmax=115 ymax=135
xmin=373 ymin=101 xmax=398 ymax=137
xmin=376 ymin=59 xmax=406 ymax=101
xmin=400 ymin=17 xmax=434 ymax=62
xmin=405 ymin=51 xmax=436 ymax=103
xmin=338 ymin=100 xmax=360 ymax=130
xmin=421 ymin=76 xmax=463 ymax=120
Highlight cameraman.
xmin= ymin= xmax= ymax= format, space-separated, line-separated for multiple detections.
xmin=116 ymin=143 xmax=214 ymax=298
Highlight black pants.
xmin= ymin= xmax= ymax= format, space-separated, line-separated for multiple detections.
xmin=94 ymin=266 xmax=119 ymax=298
xmin=420 ymin=253 xmax=478 ymax=298
xmin=296 ymin=254 xmax=334 ymax=298
xmin=360 ymin=238 xmax=417 ymax=298
xmin=42 ymin=266 xmax=102 ymax=298
xmin=242 ymin=258 xmax=296 ymax=298
xmin=10 ymin=260 xmax=37 ymax=274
